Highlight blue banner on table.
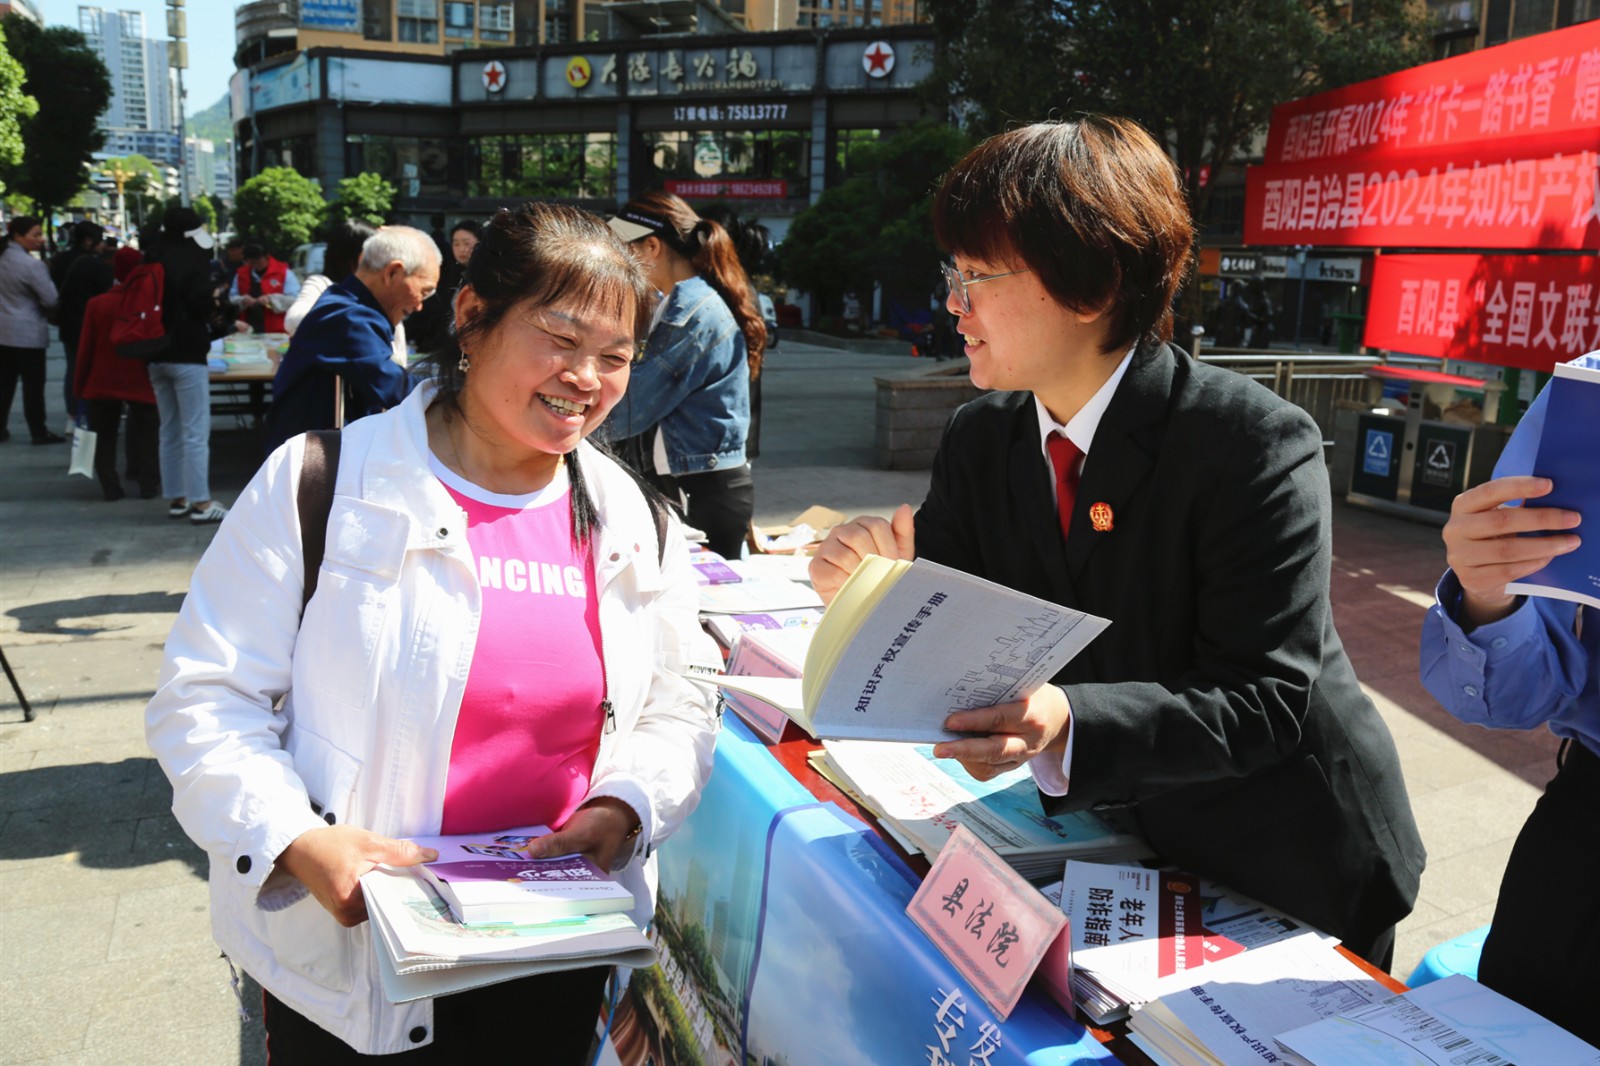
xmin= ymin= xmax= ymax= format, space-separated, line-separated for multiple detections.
xmin=597 ymin=717 xmax=1120 ymax=1065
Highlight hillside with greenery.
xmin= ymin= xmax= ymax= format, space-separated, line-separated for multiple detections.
xmin=187 ymin=92 xmax=231 ymax=145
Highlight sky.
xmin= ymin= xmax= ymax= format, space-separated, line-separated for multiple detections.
xmin=35 ymin=0 xmax=238 ymax=118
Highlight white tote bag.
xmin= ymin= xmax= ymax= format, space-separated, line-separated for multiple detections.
xmin=67 ymin=420 xmax=96 ymax=479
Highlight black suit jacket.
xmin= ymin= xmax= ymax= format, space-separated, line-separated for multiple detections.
xmin=916 ymin=341 xmax=1424 ymax=962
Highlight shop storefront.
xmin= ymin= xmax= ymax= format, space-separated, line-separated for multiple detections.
xmin=230 ymin=26 xmax=936 ymax=238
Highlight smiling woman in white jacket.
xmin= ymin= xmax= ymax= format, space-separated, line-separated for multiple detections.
xmin=145 ymin=203 xmax=721 ymax=1060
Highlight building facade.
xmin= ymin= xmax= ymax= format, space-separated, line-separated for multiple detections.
xmin=79 ymin=6 xmax=181 ymax=166
xmin=230 ymin=19 xmax=934 ymax=247
xmin=0 ymin=1 xmax=42 ymax=25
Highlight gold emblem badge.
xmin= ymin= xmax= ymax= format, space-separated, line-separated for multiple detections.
xmin=1089 ymin=502 xmax=1114 ymax=532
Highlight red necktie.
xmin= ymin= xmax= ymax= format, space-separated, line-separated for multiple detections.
xmin=1047 ymin=432 xmax=1082 ymax=541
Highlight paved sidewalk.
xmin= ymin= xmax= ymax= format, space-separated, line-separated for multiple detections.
xmin=0 ymin=339 xmax=1557 ymax=1063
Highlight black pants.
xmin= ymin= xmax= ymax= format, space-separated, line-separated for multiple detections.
xmin=0 ymin=344 xmax=48 ymax=439
xmin=263 ymin=966 xmax=609 ymax=1063
xmin=652 ymin=463 xmax=755 ymax=559
xmin=85 ymin=398 xmax=159 ymax=500
xmin=1478 ymin=738 xmax=1600 ymax=1046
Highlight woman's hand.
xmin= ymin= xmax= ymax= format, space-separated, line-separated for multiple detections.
xmin=275 ymin=826 xmax=438 ymax=927
xmin=931 ymin=685 xmax=1073 ymax=783
xmin=526 ymin=797 xmax=642 ymax=874
xmin=1443 ymin=476 xmax=1580 ymax=628
xmin=808 ymin=503 xmax=916 ymax=605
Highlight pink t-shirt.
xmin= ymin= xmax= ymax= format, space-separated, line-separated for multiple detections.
xmin=431 ymin=454 xmax=606 ymax=835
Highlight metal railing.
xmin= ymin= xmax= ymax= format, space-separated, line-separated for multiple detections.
xmin=1199 ymin=350 xmax=1383 ymax=439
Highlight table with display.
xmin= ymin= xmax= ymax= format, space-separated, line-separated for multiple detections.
xmin=599 ymin=709 xmax=1403 ymax=1066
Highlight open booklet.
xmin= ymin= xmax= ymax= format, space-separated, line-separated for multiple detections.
xmin=360 ymin=866 xmax=655 ymax=1004
xmin=711 ymin=556 xmax=1109 ymax=743
xmin=1505 ymin=359 xmax=1600 ymax=609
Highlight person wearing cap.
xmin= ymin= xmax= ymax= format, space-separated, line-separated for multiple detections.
xmin=147 ymin=206 xmax=232 ymax=524
xmin=603 ymin=193 xmax=767 ymax=558
xmin=262 ymin=225 xmax=437 ymax=456
xmin=73 ymin=247 xmax=159 ymax=501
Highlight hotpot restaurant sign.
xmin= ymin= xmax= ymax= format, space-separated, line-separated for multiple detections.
xmin=1364 ymin=253 xmax=1600 ymax=372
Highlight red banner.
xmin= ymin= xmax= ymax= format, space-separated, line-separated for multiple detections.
xmin=1364 ymin=253 xmax=1600 ymax=371
xmin=1265 ymin=19 xmax=1600 ymax=166
xmin=1244 ymin=147 xmax=1600 ymax=248
xmin=664 ymin=179 xmax=789 ymax=199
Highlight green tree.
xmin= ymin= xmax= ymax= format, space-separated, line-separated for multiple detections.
xmin=325 ymin=171 xmax=395 ymax=227
xmin=922 ymin=0 xmax=1430 ymax=224
xmin=232 ymin=166 xmax=325 ymax=257
xmin=0 ymin=24 xmax=38 ymax=197
xmin=192 ymin=192 xmax=220 ymax=232
xmin=778 ymin=122 xmax=971 ymax=311
xmin=0 ymin=15 xmax=111 ymax=233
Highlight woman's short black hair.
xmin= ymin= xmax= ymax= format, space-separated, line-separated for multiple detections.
xmin=934 ymin=115 xmax=1195 ymax=353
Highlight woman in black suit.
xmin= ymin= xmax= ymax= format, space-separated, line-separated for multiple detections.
xmin=811 ymin=116 xmax=1424 ymax=968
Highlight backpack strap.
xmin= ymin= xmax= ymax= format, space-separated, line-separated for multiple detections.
xmin=298 ymin=430 xmax=342 ymax=616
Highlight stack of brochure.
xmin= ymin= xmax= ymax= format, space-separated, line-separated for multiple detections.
xmin=811 ymin=739 xmax=1150 ymax=880
xmin=1124 ymin=933 xmax=1390 ymax=1066
xmin=1275 ymin=974 xmax=1600 ymax=1065
xmin=701 ymin=606 xmax=825 ymax=653
xmin=1050 ymin=860 xmax=1335 ymax=1024
xmin=359 ymin=867 xmax=654 ymax=1004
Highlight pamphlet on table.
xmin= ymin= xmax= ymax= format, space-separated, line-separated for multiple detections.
xmin=1274 ymin=973 xmax=1600 ymax=1065
xmin=1055 ymin=859 xmax=1333 ymax=1024
xmin=1125 ymin=932 xmax=1389 ymax=1066
xmin=713 ymin=555 xmax=1109 ymax=743
xmin=1506 ymin=359 xmax=1600 ymax=609
xmin=815 ymin=739 xmax=1150 ymax=880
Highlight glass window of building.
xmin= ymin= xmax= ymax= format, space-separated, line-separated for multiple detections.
xmin=346 ymin=134 xmax=455 ymax=198
xmin=468 ymin=132 xmax=618 ymax=200
xmin=444 ymin=1 xmax=473 ymax=37
xmin=642 ymin=129 xmax=809 ymax=198
xmin=1560 ymin=0 xmax=1600 ymax=24
xmin=398 ymin=0 xmax=441 ymax=42
xmin=479 ymin=3 xmax=513 ymax=40
xmin=363 ymin=0 xmax=393 ymax=40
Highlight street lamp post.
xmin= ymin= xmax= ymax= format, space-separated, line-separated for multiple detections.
xmin=1293 ymin=245 xmax=1310 ymax=350
xmin=104 ymin=161 xmax=131 ymax=238
xmin=168 ymin=0 xmax=189 ymax=206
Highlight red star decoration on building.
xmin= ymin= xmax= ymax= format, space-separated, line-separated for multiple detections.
xmin=864 ymin=43 xmax=893 ymax=75
xmin=484 ymin=63 xmax=505 ymax=90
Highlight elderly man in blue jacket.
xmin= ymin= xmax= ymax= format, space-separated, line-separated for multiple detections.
xmin=263 ymin=226 xmax=440 ymax=456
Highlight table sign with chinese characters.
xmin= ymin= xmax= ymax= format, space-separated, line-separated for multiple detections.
xmin=906 ymin=825 xmax=1069 ymax=1019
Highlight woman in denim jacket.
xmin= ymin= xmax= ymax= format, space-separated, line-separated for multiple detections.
xmin=605 ymin=193 xmax=767 ymax=557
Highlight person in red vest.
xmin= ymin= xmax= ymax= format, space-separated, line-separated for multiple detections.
xmin=230 ymin=243 xmax=300 ymax=334
xmin=73 ymin=246 xmax=159 ymax=501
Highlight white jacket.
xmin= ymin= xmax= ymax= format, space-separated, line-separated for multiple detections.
xmin=145 ymin=381 xmax=721 ymax=1054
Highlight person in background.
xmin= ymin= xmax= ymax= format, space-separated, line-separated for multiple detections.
xmin=810 ymin=117 xmax=1424 ymax=968
xmin=0 ymin=215 xmax=63 ymax=444
xmin=147 ymin=206 xmax=231 ymax=524
xmin=603 ymin=192 xmax=766 ymax=559
xmin=283 ymin=219 xmax=409 ymax=367
xmin=73 ymin=246 xmax=159 ymax=501
xmin=1420 ymin=349 xmax=1599 ymax=1045
xmin=696 ymin=204 xmax=772 ymax=459
xmin=145 ymin=201 xmax=719 ymax=1060
xmin=263 ymin=225 xmax=437 ymax=455
xmin=230 ymin=242 xmax=300 ymax=334
xmin=406 ymin=218 xmax=481 ymax=356
xmin=54 ymin=221 xmax=114 ymax=420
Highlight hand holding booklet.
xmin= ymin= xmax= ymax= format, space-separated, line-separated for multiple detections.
xmin=406 ymin=825 xmax=635 ymax=926
xmin=712 ymin=556 xmax=1110 ymax=743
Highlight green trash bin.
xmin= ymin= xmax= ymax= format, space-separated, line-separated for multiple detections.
xmin=1331 ymin=311 xmax=1365 ymax=354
